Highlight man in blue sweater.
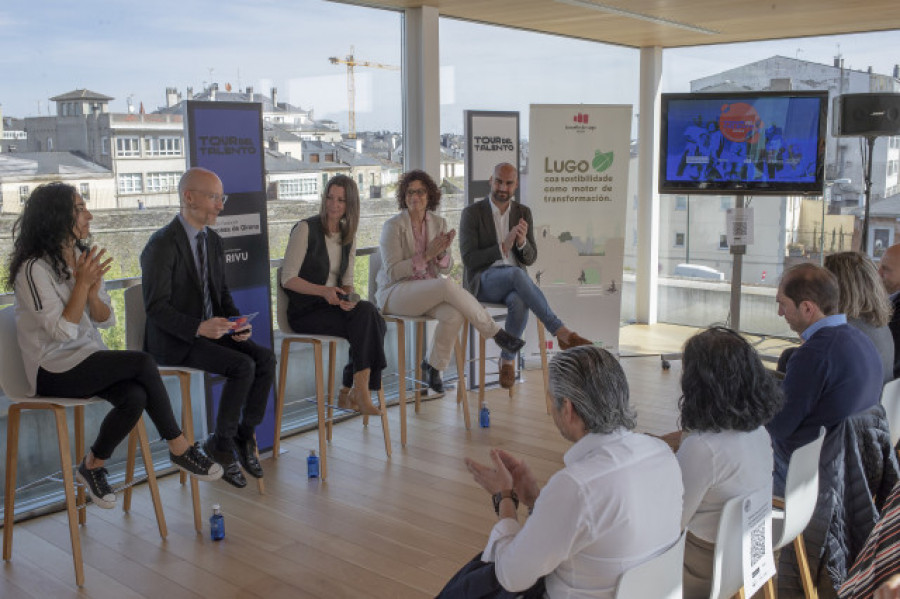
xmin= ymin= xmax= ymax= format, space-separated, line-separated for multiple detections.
xmin=769 ymin=263 xmax=883 ymax=494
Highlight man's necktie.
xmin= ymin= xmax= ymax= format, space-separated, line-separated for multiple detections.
xmin=196 ymin=230 xmax=213 ymax=320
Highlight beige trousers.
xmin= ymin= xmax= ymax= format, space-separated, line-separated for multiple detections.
xmin=383 ymin=278 xmax=501 ymax=370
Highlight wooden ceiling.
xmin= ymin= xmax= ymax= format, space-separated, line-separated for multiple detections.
xmin=333 ymin=0 xmax=900 ymax=49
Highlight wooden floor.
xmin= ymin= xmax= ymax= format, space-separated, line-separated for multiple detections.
xmin=0 ymin=335 xmax=690 ymax=598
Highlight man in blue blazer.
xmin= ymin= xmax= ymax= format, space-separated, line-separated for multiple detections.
xmin=141 ymin=167 xmax=276 ymax=488
xmin=459 ymin=163 xmax=591 ymax=388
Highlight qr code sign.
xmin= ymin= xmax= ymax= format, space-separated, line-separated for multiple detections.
xmin=733 ymin=221 xmax=748 ymax=236
xmin=749 ymin=521 xmax=766 ymax=567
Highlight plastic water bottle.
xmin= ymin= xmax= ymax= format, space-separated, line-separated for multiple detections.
xmin=307 ymin=450 xmax=320 ymax=478
xmin=479 ymin=404 xmax=491 ymax=428
xmin=209 ymin=504 xmax=225 ymax=541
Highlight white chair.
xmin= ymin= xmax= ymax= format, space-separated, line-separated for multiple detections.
xmin=369 ymin=252 xmax=469 ymax=447
xmin=273 ymin=267 xmax=391 ymax=481
xmin=615 ymin=529 xmax=687 ymax=599
xmin=880 ymin=378 xmax=900 ymax=450
xmin=708 ymin=494 xmax=748 ymax=599
xmin=765 ymin=427 xmax=826 ymax=599
xmin=1 ymin=306 xmax=166 ymax=587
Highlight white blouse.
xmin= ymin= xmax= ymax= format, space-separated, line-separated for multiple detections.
xmin=13 ymin=253 xmax=115 ymax=396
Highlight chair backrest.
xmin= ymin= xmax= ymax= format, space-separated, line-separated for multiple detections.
xmin=881 ymin=378 xmax=900 ymax=448
xmin=709 ymin=494 xmax=747 ymax=599
xmin=123 ymin=283 xmax=147 ymax=352
xmin=0 ymin=306 xmax=31 ymax=399
xmin=615 ymin=530 xmax=687 ymax=599
xmin=274 ymin=266 xmax=292 ymax=333
xmin=774 ymin=426 xmax=826 ymax=550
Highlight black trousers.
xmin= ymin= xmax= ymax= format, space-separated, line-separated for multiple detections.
xmin=288 ymin=300 xmax=387 ymax=390
xmin=179 ymin=336 xmax=276 ymax=450
xmin=437 ymin=553 xmax=546 ymax=599
xmin=36 ymin=350 xmax=182 ymax=460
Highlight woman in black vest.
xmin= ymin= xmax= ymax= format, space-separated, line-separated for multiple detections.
xmin=280 ymin=175 xmax=386 ymax=415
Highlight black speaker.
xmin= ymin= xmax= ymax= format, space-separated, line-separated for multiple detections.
xmin=834 ymin=93 xmax=900 ymax=137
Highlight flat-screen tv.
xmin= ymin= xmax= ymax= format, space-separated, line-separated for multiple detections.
xmin=659 ymin=91 xmax=828 ymax=196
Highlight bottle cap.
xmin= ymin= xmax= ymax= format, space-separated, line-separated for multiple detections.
xmin=309 ymin=450 xmax=317 ymax=457
xmin=212 ymin=503 xmax=221 ymax=513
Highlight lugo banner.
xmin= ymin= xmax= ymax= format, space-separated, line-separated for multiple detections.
xmin=526 ymin=104 xmax=632 ymax=352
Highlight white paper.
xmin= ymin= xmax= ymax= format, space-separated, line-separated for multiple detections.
xmin=726 ymin=206 xmax=754 ymax=246
xmin=741 ymin=486 xmax=777 ymax=595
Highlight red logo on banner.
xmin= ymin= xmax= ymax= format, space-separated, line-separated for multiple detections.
xmin=574 ymin=113 xmax=589 ymax=124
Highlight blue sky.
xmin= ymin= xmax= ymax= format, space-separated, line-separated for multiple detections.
xmin=1 ymin=1 xmax=898 ymax=135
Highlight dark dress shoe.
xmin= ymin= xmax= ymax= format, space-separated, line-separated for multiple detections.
xmin=493 ymin=328 xmax=525 ymax=354
xmin=221 ymin=462 xmax=248 ymax=489
xmin=202 ymin=434 xmax=247 ymax=488
xmin=234 ymin=435 xmax=264 ymax=478
xmin=420 ymin=360 xmax=444 ymax=393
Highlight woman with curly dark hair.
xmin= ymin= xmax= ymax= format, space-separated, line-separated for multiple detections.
xmin=7 ymin=182 xmax=221 ymax=510
xmin=375 ymin=170 xmax=524 ymax=393
xmin=676 ymin=326 xmax=783 ymax=598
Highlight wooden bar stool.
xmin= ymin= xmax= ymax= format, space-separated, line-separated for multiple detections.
xmin=1 ymin=307 xmax=166 ymax=587
xmin=273 ymin=267 xmax=391 ymax=481
xmin=460 ymin=304 xmax=551 ymax=413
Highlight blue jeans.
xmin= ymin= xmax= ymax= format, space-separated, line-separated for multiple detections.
xmin=477 ymin=265 xmax=564 ymax=360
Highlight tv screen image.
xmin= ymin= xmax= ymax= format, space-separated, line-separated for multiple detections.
xmin=659 ymin=91 xmax=828 ymax=195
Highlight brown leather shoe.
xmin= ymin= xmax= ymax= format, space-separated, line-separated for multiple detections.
xmin=499 ymin=362 xmax=516 ymax=389
xmin=558 ymin=331 xmax=593 ymax=350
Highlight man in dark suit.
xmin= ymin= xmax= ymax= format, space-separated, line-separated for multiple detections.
xmin=140 ymin=167 xmax=276 ymax=488
xmin=459 ymin=163 xmax=591 ymax=388
xmin=879 ymin=243 xmax=900 ymax=379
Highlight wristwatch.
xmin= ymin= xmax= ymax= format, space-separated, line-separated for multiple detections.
xmin=492 ymin=490 xmax=519 ymax=515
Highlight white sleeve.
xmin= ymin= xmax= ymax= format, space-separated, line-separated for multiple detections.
xmin=93 ymin=279 xmax=116 ymax=329
xmin=676 ymin=434 xmax=716 ymax=531
xmin=484 ymin=472 xmax=588 ymax=593
xmin=15 ymin=260 xmax=80 ymax=342
xmin=281 ymin=221 xmax=310 ymax=286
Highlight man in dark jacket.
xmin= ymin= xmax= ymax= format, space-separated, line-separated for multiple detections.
xmin=141 ymin=167 xmax=276 ymax=489
xmin=770 ymin=264 xmax=883 ymax=495
xmin=458 ymin=162 xmax=591 ymax=388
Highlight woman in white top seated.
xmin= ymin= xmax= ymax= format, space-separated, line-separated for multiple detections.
xmin=7 ymin=183 xmax=222 ymax=510
xmin=280 ymin=175 xmax=386 ymax=415
xmin=375 ymin=169 xmax=524 ymax=394
xmin=448 ymin=346 xmax=684 ymax=598
xmin=676 ymin=326 xmax=784 ymax=598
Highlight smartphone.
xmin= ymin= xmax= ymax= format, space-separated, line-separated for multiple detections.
xmin=228 ymin=312 xmax=258 ymax=335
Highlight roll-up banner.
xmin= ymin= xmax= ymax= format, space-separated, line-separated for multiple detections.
xmin=527 ymin=104 xmax=632 ymax=353
xmin=463 ymin=111 xmax=521 ymax=376
xmin=185 ymin=101 xmax=277 ymax=452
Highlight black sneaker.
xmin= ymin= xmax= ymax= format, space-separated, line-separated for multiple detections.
xmin=76 ymin=459 xmax=116 ymax=509
xmin=170 ymin=443 xmax=224 ymax=482
xmin=420 ymin=360 xmax=444 ymax=393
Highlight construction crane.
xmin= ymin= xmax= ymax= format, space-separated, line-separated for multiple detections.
xmin=329 ymin=46 xmax=399 ymax=138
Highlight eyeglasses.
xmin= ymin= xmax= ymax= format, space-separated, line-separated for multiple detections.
xmin=190 ymin=189 xmax=229 ymax=205
xmin=405 ymin=188 xmax=428 ymax=198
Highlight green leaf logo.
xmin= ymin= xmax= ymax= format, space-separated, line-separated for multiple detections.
xmin=592 ymin=150 xmax=614 ymax=173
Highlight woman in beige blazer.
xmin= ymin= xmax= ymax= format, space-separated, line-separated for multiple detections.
xmin=376 ymin=170 xmax=524 ymax=393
